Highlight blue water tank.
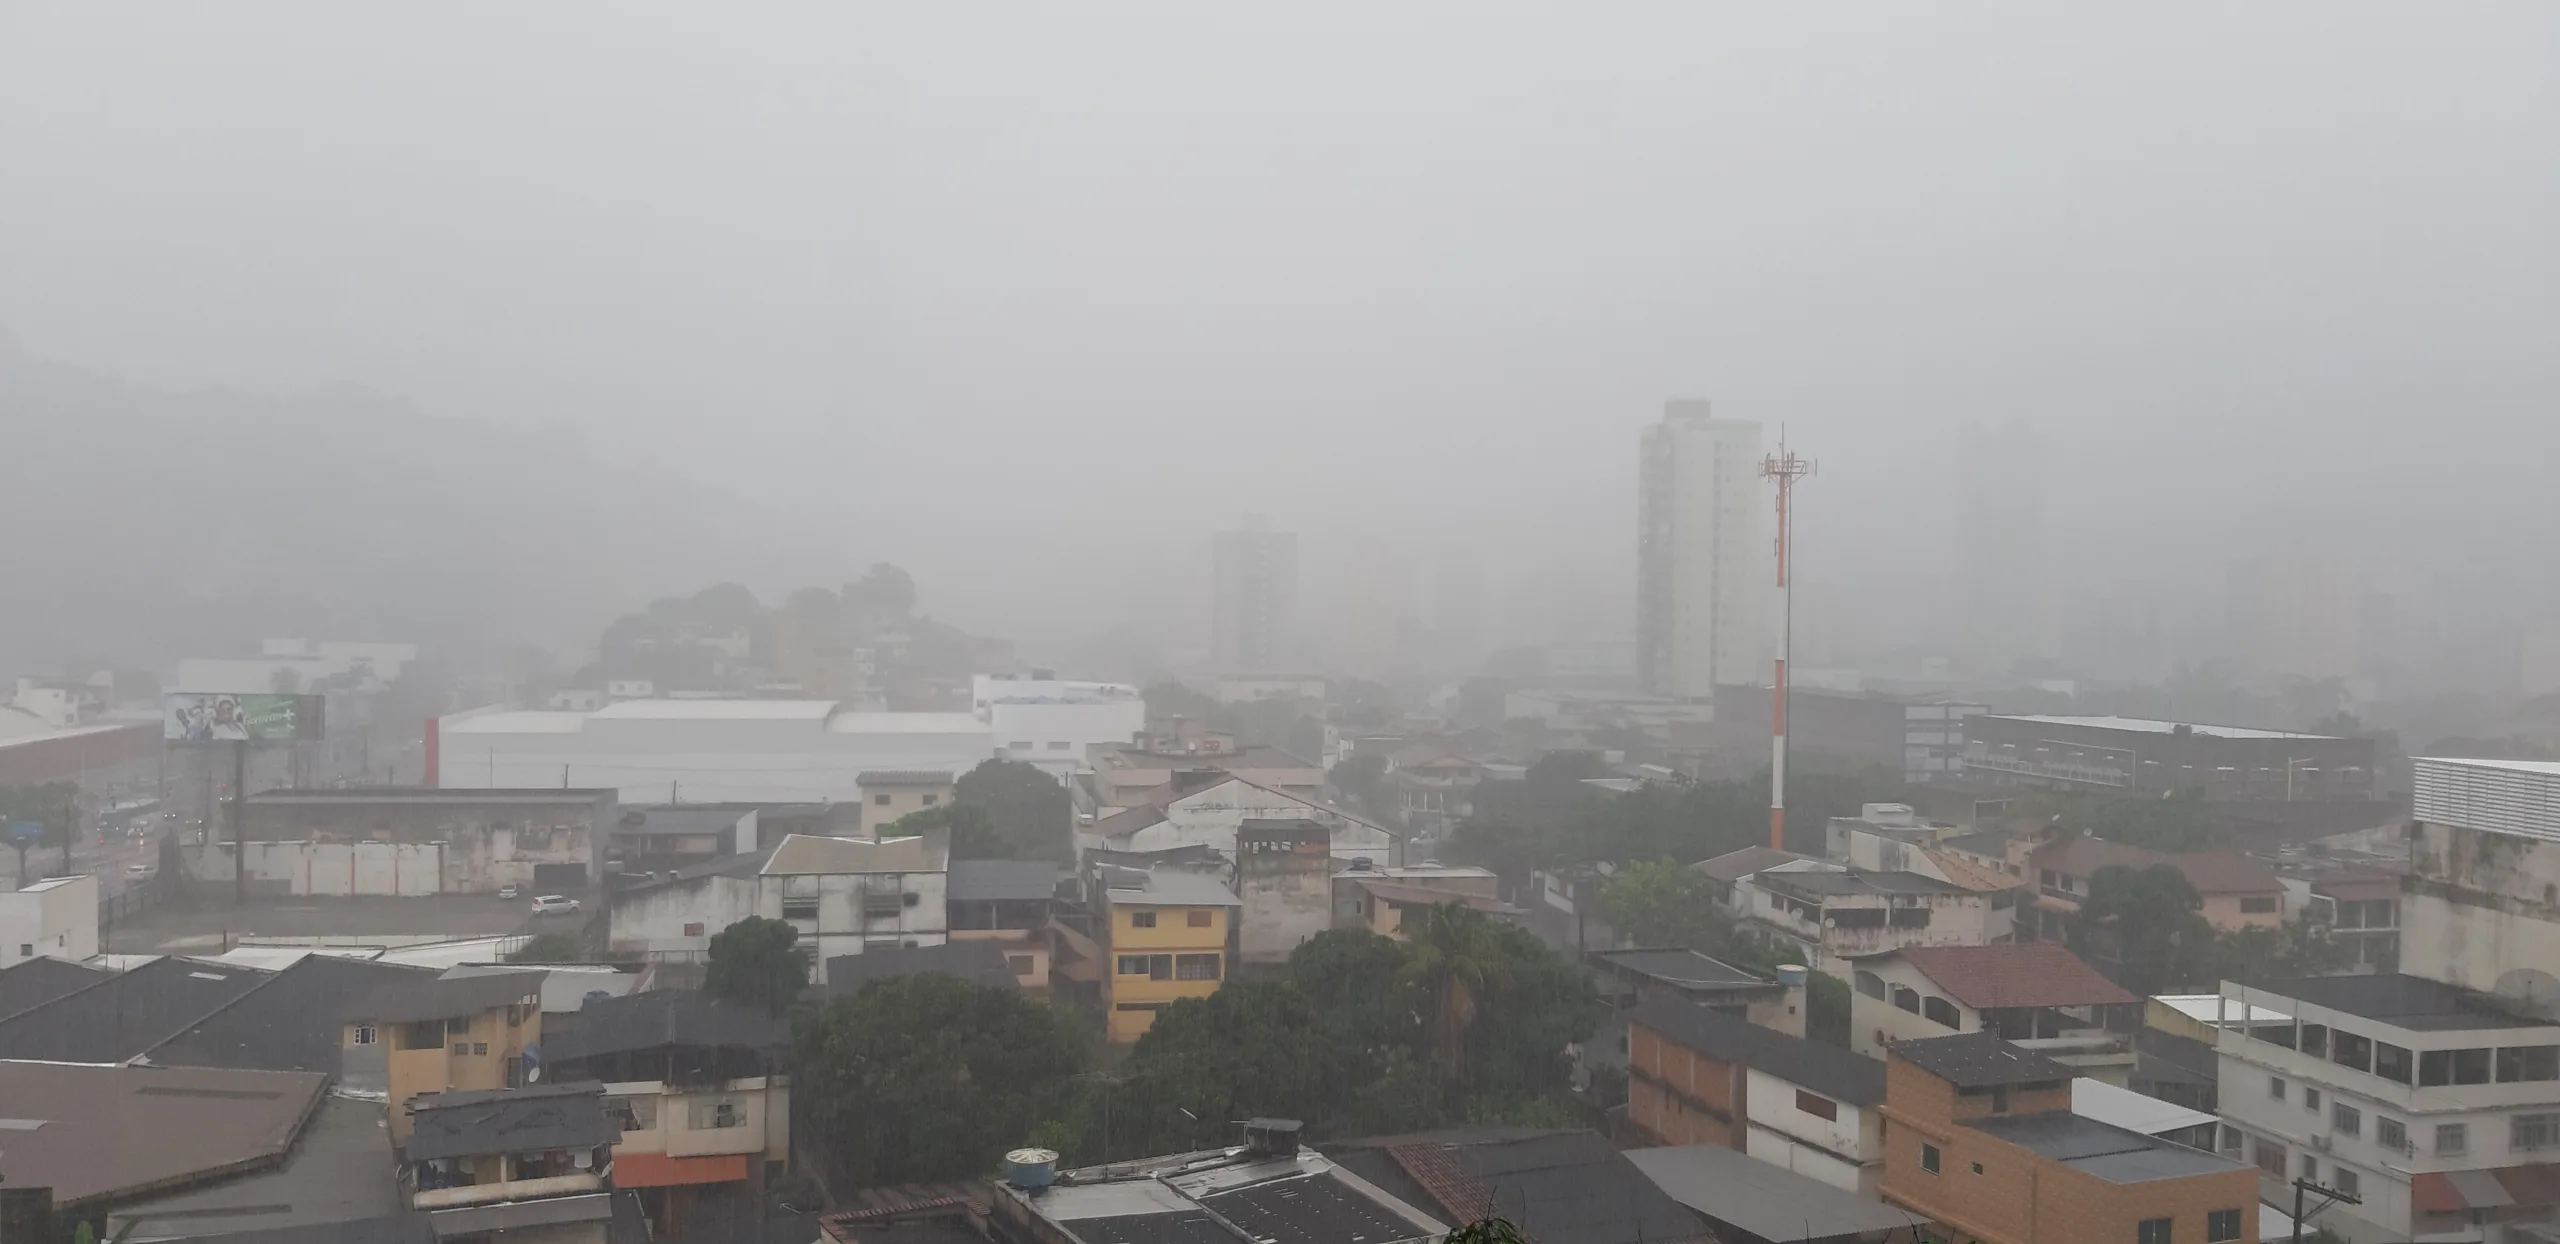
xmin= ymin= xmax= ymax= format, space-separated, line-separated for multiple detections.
xmin=1775 ymin=963 xmax=1809 ymax=987
xmin=1005 ymin=1148 xmax=1059 ymax=1190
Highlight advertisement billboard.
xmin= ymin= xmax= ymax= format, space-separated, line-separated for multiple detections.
xmin=163 ymin=693 xmax=325 ymax=743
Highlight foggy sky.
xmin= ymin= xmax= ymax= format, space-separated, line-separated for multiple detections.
xmin=4 ymin=4 xmax=2555 ymax=660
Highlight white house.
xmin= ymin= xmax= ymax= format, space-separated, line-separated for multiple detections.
xmin=1731 ymin=860 xmax=2007 ymax=979
xmin=1079 ymin=774 xmax=1395 ymax=867
xmin=604 ymin=831 xmax=950 ymax=984
xmin=1846 ymin=943 xmax=2142 ymax=1084
xmin=1 ymin=874 xmax=98 ymax=966
xmin=1626 ymin=993 xmax=1888 ymax=1195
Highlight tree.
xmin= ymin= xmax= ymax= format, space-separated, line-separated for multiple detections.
xmin=954 ymin=759 xmax=1073 ymax=863
xmin=2077 ymin=864 xmax=2206 ymax=995
xmin=892 ymin=802 xmax=1005 ymax=861
xmin=1330 ymin=753 xmax=1390 ymax=820
xmin=1593 ymin=860 xmax=1736 ymax=952
xmin=841 ymin=563 xmax=918 ymax=618
xmin=1109 ymin=981 xmax=1348 ymax=1157
xmin=703 ymin=917 xmax=812 ymax=1016
xmin=1287 ymin=929 xmax=1423 ymax=1074
xmin=1396 ymin=904 xmax=1511 ymax=1084
xmin=1461 ymin=922 xmax=1598 ymax=1106
xmin=795 ymin=972 xmax=1086 ymax=1185
xmin=1143 ymin=681 xmax=1217 ymax=720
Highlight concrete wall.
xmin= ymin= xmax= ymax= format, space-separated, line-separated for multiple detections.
xmin=219 ymin=840 xmax=448 ymax=896
xmin=243 ymin=792 xmax=612 ymax=890
xmin=2402 ymin=819 xmax=2560 ymax=999
xmin=1743 ymin=1065 xmax=1879 ymax=1195
xmin=0 ymin=874 xmax=97 ymax=965
xmin=792 ymin=870 xmax=949 ymax=976
xmin=1235 ymin=822 xmax=1332 ymax=964
xmin=607 ymin=876 xmax=761 ymax=957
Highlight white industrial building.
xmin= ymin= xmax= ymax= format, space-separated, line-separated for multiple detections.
xmin=971 ymin=674 xmax=1146 ymax=779
xmin=1 ymin=874 xmax=99 ymax=966
xmin=429 ymin=699 xmax=992 ymax=804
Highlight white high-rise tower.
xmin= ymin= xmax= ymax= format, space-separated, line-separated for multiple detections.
xmin=1637 ymin=402 xmax=1765 ymax=700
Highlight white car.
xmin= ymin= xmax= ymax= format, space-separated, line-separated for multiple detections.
xmin=125 ymin=863 xmax=150 ymax=876
xmin=497 ymin=884 xmax=520 ymax=900
xmin=530 ymin=894 xmax=581 ymax=915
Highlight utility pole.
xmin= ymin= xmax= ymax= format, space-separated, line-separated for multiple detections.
xmin=2291 ymin=1174 xmax=2361 ymax=1244
xmin=1760 ymin=437 xmax=1814 ymax=851
xmin=230 ymin=738 xmax=248 ymax=907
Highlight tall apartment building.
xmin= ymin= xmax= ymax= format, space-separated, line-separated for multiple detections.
xmin=1210 ymin=517 xmax=1299 ymax=674
xmin=1636 ymin=402 xmax=1764 ymax=700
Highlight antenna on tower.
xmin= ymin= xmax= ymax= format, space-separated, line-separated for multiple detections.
xmin=1760 ymin=433 xmax=1816 ymax=851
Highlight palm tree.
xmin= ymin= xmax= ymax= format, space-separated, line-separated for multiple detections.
xmin=1395 ymin=903 xmax=1510 ymax=1083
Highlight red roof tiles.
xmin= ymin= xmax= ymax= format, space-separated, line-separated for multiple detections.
xmin=1892 ymin=944 xmax=2139 ymax=1011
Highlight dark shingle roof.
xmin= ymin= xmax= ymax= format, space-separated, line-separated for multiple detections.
xmin=1892 ymin=1032 xmax=2074 ymax=1088
xmin=148 ymin=956 xmax=441 ymax=1073
xmin=1627 ymin=996 xmax=1885 ymax=1105
xmin=544 ymin=989 xmax=788 ymax=1064
xmin=0 ymin=955 xmax=112 ymax=1020
xmin=948 ymin=859 xmax=1064 ymax=903
xmin=0 ymin=956 xmax=276 ymax=1062
xmin=1328 ymin=1129 xmax=1710 ymax=1244
xmin=347 ymin=970 xmax=544 ymax=1023
xmin=404 ymin=1081 xmax=614 ymax=1161
xmin=825 ymin=944 xmax=1021 ymax=996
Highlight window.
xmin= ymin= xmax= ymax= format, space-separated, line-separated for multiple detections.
xmin=1009 ymin=741 xmax=1034 ymax=752
xmin=607 ymin=1096 xmax=658 ymax=1131
xmin=352 ymin=1023 xmax=377 ymax=1046
xmin=2299 ymin=1024 xmax=2328 ymax=1058
xmin=2514 ymin=1114 xmax=2560 ymax=1152
xmin=2331 ymin=1031 xmax=2372 ymax=1073
xmin=1990 ymin=1087 xmax=2012 ymax=1115
xmin=1005 ymin=954 xmax=1034 ymax=975
xmin=1795 ymin=1090 xmax=1837 ymax=1121
xmin=688 ymin=1099 xmax=744 ymax=1129
xmin=1113 ymin=1001 xmax=1166 ymax=1013
xmin=2304 ymin=1087 xmax=2321 ymax=1113
xmin=874 ymin=793 xmax=892 ymax=806
xmin=2207 ymin=1209 xmax=2242 ymax=1243
xmin=1923 ymin=996 xmax=1962 ymax=1029
xmin=2220 ymin=1125 xmax=2243 ymax=1157
xmin=2240 ymin=896 xmax=2278 ymax=913
xmin=402 ymin=1021 xmax=446 ymax=1050
xmin=1048 ymin=741 xmax=1071 ymax=750
xmin=2375 ymin=1042 xmax=2413 ymax=1084
xmin=1116 ymin=955 xmax=1147 ymax=976
xmin=783 ymin=897 xmax=820 ymax=920
xmin=1187 ymin=908 xmax=1213 ymax=928
xmin=2333 ymin=1166 xmax=2359 ymax=1197
xmin=1130 ymin=910 xmax=1157 ymax=929
xmin=2269 ymin=1076 xmax=2287 ymax=1101
xmin=2137 ymin=1217 xmax=2173 ymax=1244
xmin=2437 ymin=1124 xmax=2467 ymax=1156
xmin=683 ymin=922 xmax=705 ymax=937
xmin=2499 ymin=1046 xmax=2560 ymax=1083
xmin=451 ymin=1042 xmax=470 ymax=1056
xmin=2254 ymin=1138 xmax=2286 ymax=1178
xmin=1174 ymin=953 xmax=1222 ymax=981
xmin=2301 ymin=1154 xmax=2318 ymax=1182
xmin=2454 ymin=1047 xmax=2494 ymax=1084
xmin=1970 ymin=1161 xmax=1984 ymax=1175
xmin=1855 ymin=971 xmax=1887 ymax=1000
xmin=1892 ymin=986 xmax=1922 ymax=1015
xmin=2378 ymin=1117 xmax=2406 ymax=1152
xmin=922 ymin=794 xmax=939 ymax=806
xmin=1920 ymin=1143 xmax=1941 ymax=1174
xmin=2331 ymin=1102 xmax=2360 ymax=1137
xmin=15 ymin=945 xmax=28 ymax=958
xmin=2040 ymin=869 xmax=2057 ymax=888
xmin=2421 ymin=1050 xmax=2452 ymax=1086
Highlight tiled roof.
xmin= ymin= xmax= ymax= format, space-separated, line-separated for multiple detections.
xmin=2029 ymin=836 xmax=2282 ymax=895
xmin=1891 ymin=944 xmax=2138 ymax=1011
xmin=1689 ymin=845 xmax=1811 ymax=884
xmin=1920 ymin=848 xmax=2024 ymax=893
xmin=1892 ymin=1032 xmax=2073 ymax=1088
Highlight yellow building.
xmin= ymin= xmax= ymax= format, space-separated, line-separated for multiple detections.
xmin=346 ymin=970 xmax=547 ymax=1147
xmin=1101 ymin=868 xmax=1240 ymax=1043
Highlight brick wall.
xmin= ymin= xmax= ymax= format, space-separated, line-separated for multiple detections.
xmin=1626 ymin=1019 xmax=1743 ymax=1148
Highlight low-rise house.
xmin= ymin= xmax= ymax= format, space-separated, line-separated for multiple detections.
xmin=824 ymin=943 xmax=1024 ymax=994
xmin=1734 ymin=862 xmax=2005 ymax=978
xmin=1 ymin=873 xmax=97 ymax=965
xmin=1877 ymin=1033 xmax=2258 ymax=1244
xmin=346 ymin=971 xmax=546 ymax=1146
xmin=855 ymin=770 xmax=954 ymax=837
xmin=1080 ymin=771 xmax=1397 ymax=868
xmin=764 ymin=832 xmax=950 ymax=978
xmin=1079 ymin=744 xmax=1327 ymax=814
xmin=992 ymin=1120 xmax=1445 ymax=1244
xmin=2070 ymin=1076 xmax=2220 ymax=1151
xmin=1691 ymin=844 xmax=1814 ymax=902
xmin=547 ymin=990 xmax=791 ymax=1240
xmin=2026 ymin=834 xmax=2285 ymax=939
xmin=1848 ymin=944 xmax=2140 ymax=1083
xmin=403 ymin=1082 xmax=618 ymax=1243
xmin=1095 ymin=865 xmax=1239 ymax=1043
xmin=1333 ymin=863 xmax=1521 ymax=939
xmin=1590 ymin=948 xmax=1805 ymax=1036
xmin=1380 ymin=744 xmax=1484 ymax=843
xmin=218 ymin=786 xmax=615 ymax=896
xmin=1325 ymin=1126 xmax=1712 ymax=1244
xmin=1626 ymin=995 xmax=1889 ymax=1194
xmin=608 ymin=805 xmax=757 ymax=874
xmin=946 ymin=858 xmax=1059 ymax=992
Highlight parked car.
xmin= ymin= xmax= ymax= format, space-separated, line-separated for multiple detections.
xmin=497 ymin=883 xmax=520 ymax=900
xmin=125 ymin=863 xmax=150 ymax=876
xmin=530 ymin=894 xmax=581 ymax=915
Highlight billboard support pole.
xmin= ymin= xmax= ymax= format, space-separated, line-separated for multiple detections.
xmin=231 ymin=739 xmax=247 ymax=908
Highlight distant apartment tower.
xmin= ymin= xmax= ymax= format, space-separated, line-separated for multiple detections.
xmin=1211 ymin=517 xmax=1299 ymax=673
xmin=1637 ymin=402 xmax=1763 ymax=700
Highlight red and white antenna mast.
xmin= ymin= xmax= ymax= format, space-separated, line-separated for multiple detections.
xmin=1760 ymin=435 xmax=1815 ymax=851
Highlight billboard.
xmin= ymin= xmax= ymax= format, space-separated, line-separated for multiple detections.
xmin=164 ymin=693 xmax=325 ymax=743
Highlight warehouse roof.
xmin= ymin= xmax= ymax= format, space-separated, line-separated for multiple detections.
xmin=0 ymin=1062 xmax=330 ymax=1208
xmin=346 ymin=970 xmax=542 ymax=1024
xmin=0 ymin=956 xmax=278 ymax=1062
xmin=1625 ymin=1143 xmax=1913 ymax=1242
xmin=544 ymin=989 xmax=788 ymax=1062
xmin=0 ymin=955 xmax=112 ymax=1020
xmin=948 ymin=858 xmax=1063 ymax=903
xmin=147 ymin=956 xmax=439 ymax=1072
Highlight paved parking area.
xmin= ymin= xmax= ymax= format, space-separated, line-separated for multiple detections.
xmin=104 ymin=890 xmax=587 ymax=954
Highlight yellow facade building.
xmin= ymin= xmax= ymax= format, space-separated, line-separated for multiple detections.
xmin=1100 ymin=869 xmax=1240 ymax=1043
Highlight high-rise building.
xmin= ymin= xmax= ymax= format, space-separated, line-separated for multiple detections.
xmin=1637 ymin=402 xmax=1764 ymax=700
xmin=1210 ymin=516 xmax=1299 ymax=674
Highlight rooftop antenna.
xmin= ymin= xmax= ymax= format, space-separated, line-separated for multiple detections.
xmin=1760 ymin=432 xmax=1815 ymax=851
